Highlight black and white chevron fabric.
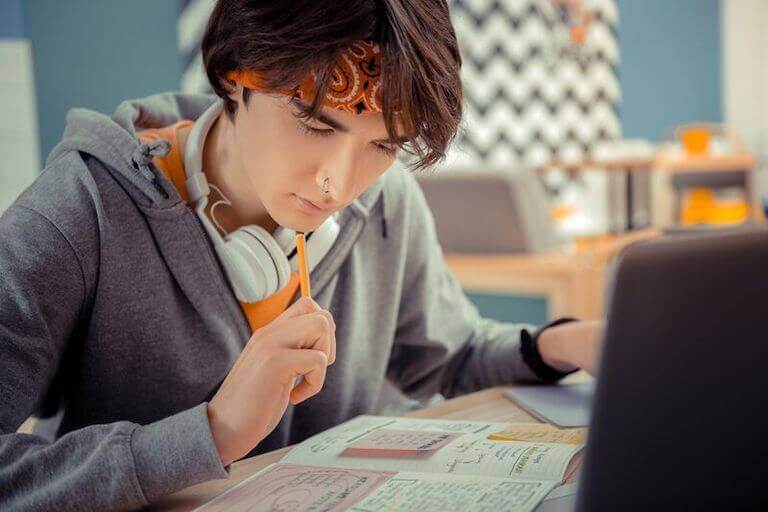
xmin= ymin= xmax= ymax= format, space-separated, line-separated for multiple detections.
xmin=177 ymin=0 xmax=621 ymax=169
xmin=446 ymin=0 xmax=621 ymax=168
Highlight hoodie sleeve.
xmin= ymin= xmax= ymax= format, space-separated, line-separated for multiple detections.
xmin=385 ymin=173 xmax=563 ymax=401
xmin=0 ymin=204 xmax=227 ymax=512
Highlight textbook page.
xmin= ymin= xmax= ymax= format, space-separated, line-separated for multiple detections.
xmin=281 ymin=415 xmax=581 ymax=482
xmin=194 ymin=463 xmax=557 ymax=512
xmin=193 ymin=463 xmax=393 ymax=512
xmin=349 ymin=471 xmax=557 ymax=512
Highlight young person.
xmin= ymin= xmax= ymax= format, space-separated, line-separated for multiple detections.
xmin=0 ymin=1 xmax=601 ymax=510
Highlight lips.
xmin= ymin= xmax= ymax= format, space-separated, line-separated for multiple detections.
xmin=293 ymin=194 xmax=334 ymax=214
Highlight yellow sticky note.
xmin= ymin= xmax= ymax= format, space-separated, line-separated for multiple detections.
xmin=488 ymin=423 xmax=587 ymax=445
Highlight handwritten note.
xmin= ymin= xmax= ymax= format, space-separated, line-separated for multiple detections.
xmin=438 ymin=437 xmax=579 ymax=481
xmin=343 ymin=429 xmax=460 ymax=458
xmin=488 ymin=424 xmax=587 ymax=445
xmin=351 ymin=472 xmax=556 ymax=512
xmin=193 ymin=463 xmax=394 ymax=512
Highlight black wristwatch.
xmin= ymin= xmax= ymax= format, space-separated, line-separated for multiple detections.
xmin=520 ymin=317 xmax=578 ymax=382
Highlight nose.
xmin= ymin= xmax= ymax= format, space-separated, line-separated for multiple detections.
xmin=318 ymin=144 xmax=358 ymax=205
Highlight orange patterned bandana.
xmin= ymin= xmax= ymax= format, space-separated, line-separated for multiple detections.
xmin=227 ymin=41 xmax=383 ymax=115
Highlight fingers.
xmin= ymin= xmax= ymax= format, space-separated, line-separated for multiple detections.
xmin=268 ymin=300 xmax=337 ymax=365
xmin=317 ymin=309 xmax=337 ymax=364
xmin=279 ymin=349 xmax=328 ymax=404
xmin=277 ymin=296 xmax=322 ymax=320
xmin=287 ymin=313 xmax=333 ymax=355
xmin=244 ymin=299 xmax=321 ymax=355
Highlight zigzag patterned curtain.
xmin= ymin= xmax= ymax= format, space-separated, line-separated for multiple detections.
xmin=447 ymin=0 xmax=621 ymax=168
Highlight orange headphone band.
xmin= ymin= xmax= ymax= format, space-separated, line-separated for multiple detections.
xmin=227 ymin=41 xmax=383 ymax=115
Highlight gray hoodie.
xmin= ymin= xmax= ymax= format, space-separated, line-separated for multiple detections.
xmin=0 ymin=93 xmax=548 ymax=511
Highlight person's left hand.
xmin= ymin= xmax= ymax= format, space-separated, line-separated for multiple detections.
xmin=536 ymin=320 xmax=604 ymax=375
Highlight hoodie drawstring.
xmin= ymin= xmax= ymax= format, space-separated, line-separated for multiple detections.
xmin=131 ymin=139 xmax=171 ymax=199
xmin=380 ymin=186 xmax=388 ymax=239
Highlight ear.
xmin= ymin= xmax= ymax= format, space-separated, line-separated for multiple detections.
xmin=227 ymin=82 xmax=244 ymax=107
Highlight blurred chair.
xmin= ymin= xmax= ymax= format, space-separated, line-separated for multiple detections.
xmin=416 ymin=170 xmax=558 ymax=254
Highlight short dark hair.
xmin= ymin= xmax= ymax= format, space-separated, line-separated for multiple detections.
xmin=202 ymin=0 xmax=462 ymax=170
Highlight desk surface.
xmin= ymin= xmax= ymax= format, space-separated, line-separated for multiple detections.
xmin=150 ymin=383 xmax=584 ymax=511
xmin=445 ymin=229 xmax=658 ymax=319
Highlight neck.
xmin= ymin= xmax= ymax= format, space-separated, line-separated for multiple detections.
xmin=184 ymin=111 xmax=277 ymax=234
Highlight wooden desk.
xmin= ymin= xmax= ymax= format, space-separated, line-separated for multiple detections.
xmin=446 ymin=230 xmax=658 ymax=320
xmin=149 ymin=384 xmax=584 ymax=511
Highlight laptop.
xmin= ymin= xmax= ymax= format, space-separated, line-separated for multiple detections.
xmin=575 ymin=228 xmax=768 ymax=510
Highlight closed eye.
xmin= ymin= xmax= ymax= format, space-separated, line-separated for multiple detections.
xmin=296 ymin=121 xmax=334 ymax=138
xmin=373 ymin=142 xmax=398 ymax=157
xmin=293 ymin=107 xmax=399 ymax=157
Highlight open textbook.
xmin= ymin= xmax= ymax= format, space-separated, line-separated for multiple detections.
xmin=195 ymin=415 xmax=583 ymax=512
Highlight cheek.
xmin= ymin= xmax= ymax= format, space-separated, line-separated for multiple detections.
xmin=236 ymin=116 xmax=310 ymax=191
xmin=356 ymin=154 xmax=396 ymax=191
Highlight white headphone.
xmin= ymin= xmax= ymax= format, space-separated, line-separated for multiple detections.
xmin=183 ymin=99 xmax=340 ymax=303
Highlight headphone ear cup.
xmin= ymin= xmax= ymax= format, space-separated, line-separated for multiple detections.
xmin=239 ymin=225 xmax=292 ymax=291
xmin=213 ymin=243 xmax=268 ymax=302
xmin=221 ymin=226 xmax=291 ymax=302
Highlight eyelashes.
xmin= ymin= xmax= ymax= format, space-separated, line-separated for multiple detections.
xmin=295 ymin=121 xmax=398 ymax=157
xmin=295 ymin=121 xmax=333 ymax=138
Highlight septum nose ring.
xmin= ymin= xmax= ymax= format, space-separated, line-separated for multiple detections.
xmin=321 ymin=177 xmax=330 ymax=194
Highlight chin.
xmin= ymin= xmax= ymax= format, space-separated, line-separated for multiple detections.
xmin=271 ymin=208 xmax=327 ymax=234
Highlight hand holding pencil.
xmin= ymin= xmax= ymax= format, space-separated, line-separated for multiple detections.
xmin=205 ymin=233 xmax=336 ymax=466
xmin=295 ymin=231 xmax=336 ymax=368
xmin=295 ymin=232 xmax=336 ymax=366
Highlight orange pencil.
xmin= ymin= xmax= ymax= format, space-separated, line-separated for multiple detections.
xmin=296 ymin=232 xmax=311 ymax=298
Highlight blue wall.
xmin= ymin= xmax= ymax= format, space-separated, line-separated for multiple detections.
xmin=466 ymin=292 xmax=549 ymax=326
xmin=25 ymin=0 xmax=182 ymax=162
xmin=0 ymin=0 xmax=25 ymax=38
xmin=617 ymin=0 xmax=722 ymax=141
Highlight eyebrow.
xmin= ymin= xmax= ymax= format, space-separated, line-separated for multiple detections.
xmin=291 ymin=98 xmax=405 ymax=146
